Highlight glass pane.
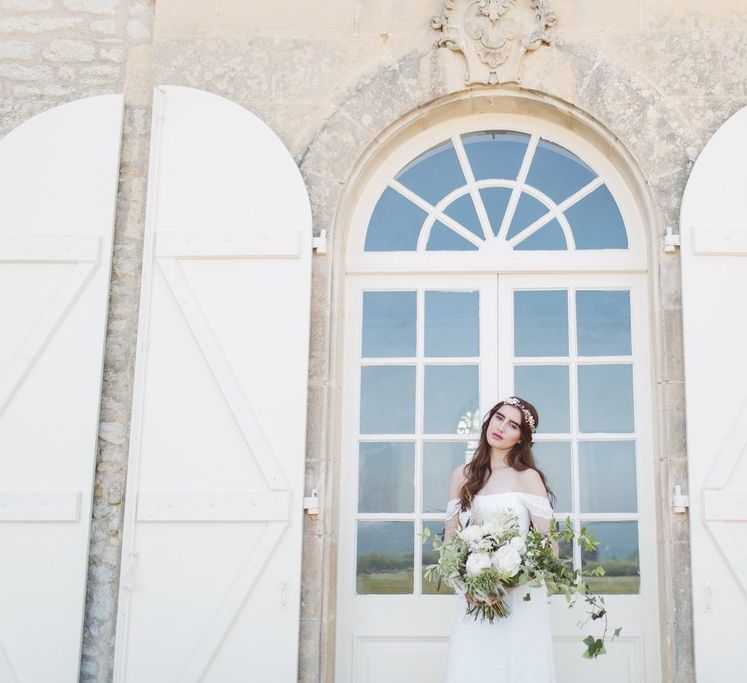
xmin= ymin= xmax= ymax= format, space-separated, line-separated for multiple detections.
xmin=396 ymin=140 xmax=466 ymax=206
xmin=480 ymin=187 xmax=512 ymax=236
xmin=532 ymin=441 xmax=571 ymax=513
xmin=514 ymin=290 xmax=568 ymax=357
xmin=422 ymin=520 xmax=454 ymax=594
xmin=576 ymin=290 xmax=632 ymax=356
xmin=365 ymin=187 xmax=426 ymax=252
xmin=565 ymin=185 xmax=628 ymax=249
xmin=507 ymin=192 xmax=550 ymax=239
xmin=426 ymin=220 xmax=479 ymax=251
xmin=360 ymin=365 xmax=416 ymax=434
xmin=425 ymin=291 xmax=479 ymax=358
xmin=581 ymin=521 xmax=640 ymax=594
xmin=422 ymin=441 xmax=471 ymax=513
xmin=462 ymin=131 xmax=529 ymax=182
xmin=358 ymin=442 xmax=415 ymax=513
xmin=579 ymin=441 xmax=637 ymax=513
xmin=514 ymin=218 xmax=567 ymax=250
xmin=424 ymin=365 xmax=479 ymax=434
xmin=514 ymin=365 xmax=570 ymax=433
xmin=577 ymin=364 xmax=634 ymax=433
xmin=357 ymin=521 xmax=414 ymax=594
xmin=443 ymin=194 xmax=484 ymax=240
xmin=362 ymin=291 xmax=416 ymax=358
xmin=525 ymin=139 xmax=597 ymax=204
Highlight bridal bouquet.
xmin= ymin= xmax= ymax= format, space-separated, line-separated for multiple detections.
xmin=423 ymin=509 xmax=621 ymax=659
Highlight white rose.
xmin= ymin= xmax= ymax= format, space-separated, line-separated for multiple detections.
xmin=509 ymin=536 xmax=526 ymax=555
xmin=465 ymin=551 xmax=492 ymax=577
xmin=459 ymin=525 xmax=484 ymax=544
xmin=492 ymin=545 xmax=522 ymax=576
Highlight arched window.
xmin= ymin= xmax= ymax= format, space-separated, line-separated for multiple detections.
xmin=365 ymin=132 xmax=627 ymax=252
xmin=337 ymin=111 xmax=660 ymax=682
xmin=347 ymin=115 xmax=646 ymax=273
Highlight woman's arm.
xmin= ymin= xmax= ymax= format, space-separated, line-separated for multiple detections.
xmin=444 ymin=464 xmax=466 ymax=542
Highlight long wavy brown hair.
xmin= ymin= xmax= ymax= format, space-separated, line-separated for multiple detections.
xmin=458 ymin=397 xmax=555 ymax=513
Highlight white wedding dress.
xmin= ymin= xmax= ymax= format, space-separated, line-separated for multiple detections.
xmin=444 ymin=492 xmax=556 ymax=683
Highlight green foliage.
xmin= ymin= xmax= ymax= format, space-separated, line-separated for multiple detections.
xmin=425 ymin=510 xmax=623 ymax=660
xmin=582 ymin=636 xmax=606 ymax=659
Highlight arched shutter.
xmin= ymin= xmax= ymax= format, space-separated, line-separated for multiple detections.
xmin=0 ymin=95 xmax=123 ymax=681
xmin=680 ymin=106 xmax=747 ymax=680
xmin=113 ymin=86 xmax=312 ymax=681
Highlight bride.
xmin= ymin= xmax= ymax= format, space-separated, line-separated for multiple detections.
xmin=443 ymin=397 xmax=557 ymax=683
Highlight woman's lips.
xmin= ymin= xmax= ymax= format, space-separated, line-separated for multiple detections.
xmin=491 ymin=432 xmax=503 ymax=440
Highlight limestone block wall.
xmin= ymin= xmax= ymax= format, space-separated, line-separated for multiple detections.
xmin=2 ymin=0 xmax=747 ymax=680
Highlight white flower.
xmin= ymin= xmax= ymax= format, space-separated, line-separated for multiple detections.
xmin=480 ymin=521 xmax=497 ymax=536
xmin=474 ymin=537 xmax=493 ymax=552
xmin=459 ymin=525 xmax=484 ymax=544
xmin=492 ymin=545 xmax=522 ymax=576
xmin=465 ymin=551 xmax=492 ymax=576
xmin=509 ymin=536 xmax=526 ymax=555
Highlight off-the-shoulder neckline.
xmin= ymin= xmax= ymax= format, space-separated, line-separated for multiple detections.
xmin=474 ymin=491 xmax=549 ymax=499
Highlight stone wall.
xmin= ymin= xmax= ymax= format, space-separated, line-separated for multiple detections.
xmin=3 ymin=0 xmax=747 ymax=680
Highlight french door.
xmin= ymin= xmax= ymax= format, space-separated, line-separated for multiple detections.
xmin=336 ymin=273 xmax=661 ymax=683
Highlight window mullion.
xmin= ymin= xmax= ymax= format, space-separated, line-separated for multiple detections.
xmin=496 ymin=133 xmax=539 ymax=241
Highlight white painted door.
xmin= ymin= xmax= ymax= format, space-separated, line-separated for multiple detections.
xmin=497 ymin=274 xmax=660 ymax=682
xmin=0 ymin=95 xmax=123 ymax=681
xmin=680 ymin=106 xmax=747 ymax=682
xmin=337 ymin=272 xmax=661 ymax=683
xmin=113 ymin=86 xmax=312 ymax=681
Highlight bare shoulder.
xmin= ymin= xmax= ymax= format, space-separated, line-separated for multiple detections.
xmin=518 ymin=467 xmax=548 ymax=497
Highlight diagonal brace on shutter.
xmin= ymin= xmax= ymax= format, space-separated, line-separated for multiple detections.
xmin=0 ymin=234 xmax=101 ymax=416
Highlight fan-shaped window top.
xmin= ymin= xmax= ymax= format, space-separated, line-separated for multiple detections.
xmin=364 ymin=131 xmax=628 ymax=252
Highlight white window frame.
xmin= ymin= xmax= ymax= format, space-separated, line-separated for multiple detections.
xmin=497 ymin=272 xmax=657 ymax=593
xmin=346 ymin=114 xmax=647 ymax=274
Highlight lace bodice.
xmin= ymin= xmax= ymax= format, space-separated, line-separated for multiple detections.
xmin=445 ymin=491 xmax=553 ymax=536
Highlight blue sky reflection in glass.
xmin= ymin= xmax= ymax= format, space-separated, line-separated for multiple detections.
xmin=364 ymin=131 xmax=629 ymax=252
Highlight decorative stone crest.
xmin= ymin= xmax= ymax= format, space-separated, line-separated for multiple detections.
xmin=432 ymin=0 xmax=558 ymax=85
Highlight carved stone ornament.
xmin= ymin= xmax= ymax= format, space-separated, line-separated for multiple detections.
xmin=432 ymin=0 xmax=558 ymax=85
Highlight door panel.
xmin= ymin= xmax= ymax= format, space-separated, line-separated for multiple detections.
xmin=337 ymin=274 xmax=498 ymax=681
xmin=113 ymin=86 xmax=312 ymax=681
xmin=499 ymin=274 xmax=660 ymax=681
xmin=337 ymin=273 xmax=660 ymax=682
xmin=0 ymin=95 xmax=123 ymax=682
xmin=680 ymin=105 xmax=747 ymax=681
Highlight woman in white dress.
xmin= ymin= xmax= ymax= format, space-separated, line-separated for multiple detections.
xmin=443 ymin=397 xmax=557 ymax=683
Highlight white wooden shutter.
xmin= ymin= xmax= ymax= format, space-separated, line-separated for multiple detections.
xmin=0 ymin=95 xmax=123 ymax=681
xmin=113 ymin=86 xmax=312 ymax=681
xmin=680 ymin=106 xmax=747 ymax=681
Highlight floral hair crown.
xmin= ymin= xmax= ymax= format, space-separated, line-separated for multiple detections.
xmin=502 ymin=397 xmax=536 ymax=433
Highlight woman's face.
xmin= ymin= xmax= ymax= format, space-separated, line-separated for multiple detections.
xmin=485 ymin=404 xmax=524 ymax=451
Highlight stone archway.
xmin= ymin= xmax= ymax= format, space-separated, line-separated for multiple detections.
xmin=298 ymin=44 xmax=694 ymax=682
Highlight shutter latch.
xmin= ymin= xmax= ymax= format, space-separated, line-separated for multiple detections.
xmin=121 ymin=549 xmax=139 ymax=591
xmin=312 ymin=229 xmax=328 ymax=255
xmin=304 ymin=486 xmax=320 ymax=518
xmin=672 ymin=484 xmax=690 ymax=513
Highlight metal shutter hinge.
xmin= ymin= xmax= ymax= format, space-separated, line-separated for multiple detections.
xmin=672 ymin=484 xmax=690 ymax=513
xmin=663 ymin=231 xmax=681 ymax=253
xmin=304 ymin=486 xmax=320 ymax=518
xmin=312 ymin=229 xmax=328 ymax=255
